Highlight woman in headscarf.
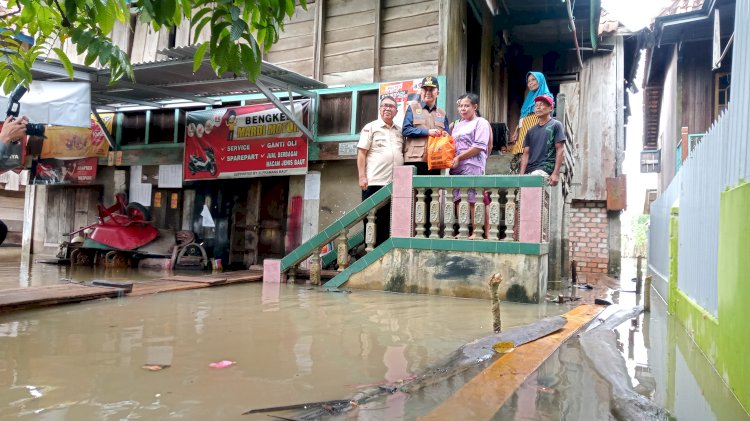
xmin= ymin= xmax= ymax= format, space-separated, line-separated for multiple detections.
xmin=508 ymin=72 xmax=552 ymax=159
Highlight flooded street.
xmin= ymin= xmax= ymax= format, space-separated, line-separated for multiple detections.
xmin=0 ymin=252 xmax=567 ymax=420
xmin=0 ymin=252 xmax=747 ymax=420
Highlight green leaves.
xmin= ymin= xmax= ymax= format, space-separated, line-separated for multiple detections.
xmin=0 ymin=0 xmax=307 ymax=93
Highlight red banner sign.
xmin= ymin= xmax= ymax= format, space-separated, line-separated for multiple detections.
xmin=183 ymin=101 xmax=309 ymax=180
xmin=33 ymin=157 xmax=98 ymax=185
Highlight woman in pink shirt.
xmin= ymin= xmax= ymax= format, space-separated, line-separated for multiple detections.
xmin=450 ymin=93 xmax=491 ymax=238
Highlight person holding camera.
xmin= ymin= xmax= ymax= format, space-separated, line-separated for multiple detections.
xmin=0 ymin=115 xmax=28 ymax=155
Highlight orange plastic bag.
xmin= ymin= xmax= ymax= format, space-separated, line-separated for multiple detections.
xmin=427 ymin=134 xmax=455 ymax=170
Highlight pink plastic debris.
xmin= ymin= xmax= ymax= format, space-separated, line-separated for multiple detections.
xmin=209 ymin=360 xmax=236 ymax=369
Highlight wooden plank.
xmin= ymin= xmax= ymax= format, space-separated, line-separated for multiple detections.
xmin=325 ymin=24 xmax=376 ymax=44
xmin=286 ymin=4 xmax=316 ymax=22
xmin=317 ymin=142 xmax=358 ymax=160
xmin=265 ymin=46 xmax=315 ymax=64
xmin=325 ymin=0 xmax=375 ymax=17
xmin=383 ymin=1 xmax=438 ymax=21
xmin=118 ymin=148 xmax=183 ymax=166
xmin=271 ymin=60 xmax=314 ymax=77
xmin=174 ymin=17 xmax=191 ymax=47
xmin=420 ymin=304 xmax=603 ymax=421
xmin=323 ymin=69 xmax=374 ymax=85
xmin=381 ymin=26 xmax=439 ymax=48
xmin=381 ymin=43 xmax=438 ymax=66
xmin=323 ymin=50 xmax=374 ymax=73
xmin=380 ymin=61 xmax=437 ymax=81
xmin=384 ymin=0 xmax=417 ymax=7
xmin=382 ymin=12 xmax=438 ymax=33
xmin=271 ymin=35 xmax=315 ymax=51
xmin=111 ymin=18 xmax=133 ymax=55
xmin=164 ymin=275 xmax=228 ymax=285
xmin=0 ymin=284 xmax=122 ymax=312
xmin=128 ymin=280 xmax=206 ymax=296
xmin=326 ymin=11 xmax=376 ymax=31
xmin=275 ymin=20 xmax=314 ymax=38
xmin=324 ymin=37 xmax=374 ymax=56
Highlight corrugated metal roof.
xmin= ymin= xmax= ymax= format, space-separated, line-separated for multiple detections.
xmin=31 ymin=46 xmax=326 ymax=110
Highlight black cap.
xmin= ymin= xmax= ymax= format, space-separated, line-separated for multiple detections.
xmin=421 ymin=76 xmax=439 ymax=89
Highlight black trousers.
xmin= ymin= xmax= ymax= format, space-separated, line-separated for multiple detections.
xmin=362 ymin=185 xmax=391 ymax=247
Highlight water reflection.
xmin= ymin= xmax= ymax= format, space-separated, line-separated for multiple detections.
xmin=495 ymin=258 xmax=749 ymax=420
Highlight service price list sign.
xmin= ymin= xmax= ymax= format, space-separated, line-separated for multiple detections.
xmin=183 ymin=100 xmax=309 ymax=180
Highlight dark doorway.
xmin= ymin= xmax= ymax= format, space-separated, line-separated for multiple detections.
xmin=257 ymin=177 xmax=289 ymax=262
xmin=466 ymin=5 xmax=483 ymax=94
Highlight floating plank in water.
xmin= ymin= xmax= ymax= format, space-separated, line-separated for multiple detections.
xmin=0 ymin=284 xmax=123 ymax=312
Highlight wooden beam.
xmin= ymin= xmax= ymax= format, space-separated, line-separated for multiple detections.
xmin=373 ymin=0 xmax=382 ymax=82
xmin=313 ymin=0 xmax=325 ymax=80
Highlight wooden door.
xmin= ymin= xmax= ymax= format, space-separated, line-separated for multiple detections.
xmin=45 ymin=186 xmax=100 ymax=247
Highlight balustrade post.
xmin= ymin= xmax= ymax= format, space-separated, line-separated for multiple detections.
xmin=505 ymin=188 xmax=517 ymax=241
xmin=429 ymin=189 xmax=440 ymax=239
xmin=457 ymin=188 xmax=470 ymax=239
xmin=365 ymin=210 xmax=377 ymax=252
xmin=287 ymin=264 xmax=297 ymax=284
xmin=488 ymin=189 xmax=501 ymax=240
xmin=415 ymin=188 xmax=427 ymax=238
xmin=336 ymin=228 xmax=349 ymax=272
xmin=474 ymin=197 xmax=485 ymax=240
xmin=444 ymin=193 xmax=455 ymax=238
xmin=310 ymin=247 xmax=322 ymax=285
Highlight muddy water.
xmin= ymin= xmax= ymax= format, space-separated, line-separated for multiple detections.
xmin=0 ymin=269 xmax=567 ymax=420
xmin=496 ymin=258 xmax=750 ymax=420
xmin=0 ymin=248 xmax=167 ymax=290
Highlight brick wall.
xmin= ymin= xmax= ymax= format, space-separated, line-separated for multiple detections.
xmin=569 ymin=201 xmax=609 ymax=278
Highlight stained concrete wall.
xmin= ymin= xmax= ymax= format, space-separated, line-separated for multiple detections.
xmin=310 ymin=160 xmax=360 ymax=233
xmin=346 ymin=248 xmax=548 ymax=303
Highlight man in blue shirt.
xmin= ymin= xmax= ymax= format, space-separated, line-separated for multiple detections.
xmin=402 ymin=76 xmax=450 ymax=175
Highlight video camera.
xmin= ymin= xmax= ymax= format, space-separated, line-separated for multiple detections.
xmin=5 ymin=85 xmax=45 ymax=137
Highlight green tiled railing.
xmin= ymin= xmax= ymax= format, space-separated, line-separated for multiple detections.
xmin=411 ymin=175 xmax=546 ymax=188
xmin=280 ymin=184 xmax=392 ymax=272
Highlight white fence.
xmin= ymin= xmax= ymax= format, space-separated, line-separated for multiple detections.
xmin=649 ymin=0 xmax=750 ymax=317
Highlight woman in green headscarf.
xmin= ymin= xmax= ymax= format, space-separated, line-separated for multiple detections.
xmin=508 ymin=71 xmax=552 ymax=157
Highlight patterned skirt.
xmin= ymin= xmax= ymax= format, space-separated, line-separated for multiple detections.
xmin=509 ymin=113 xmax=541 ymax=155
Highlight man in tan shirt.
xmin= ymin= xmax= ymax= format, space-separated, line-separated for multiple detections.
xmin=357 ymin=96 xmax=403 ymax=247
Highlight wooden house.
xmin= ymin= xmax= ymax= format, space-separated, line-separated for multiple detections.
xmin=642 ymin=0 xmax=735 ymax=193
xmin=13 ymin=0 xmax=636 ymax=286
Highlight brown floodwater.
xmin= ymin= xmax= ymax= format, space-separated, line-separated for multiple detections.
xmin=2 ymin=250 xmax=746 ymax=420
xmin=0 ymin=249 xmax=569 ymax=420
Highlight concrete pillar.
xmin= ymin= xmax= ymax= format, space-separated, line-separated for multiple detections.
xmin=20 ymin=185 xmax=37 ymax=260
xmin=301 ymin=171 xmax=321 ymax=269
xmin=390 ymin=165 xmax=415 ymax=238
xmin=547 ymin=182 xmax=564 ymax=290
xmin=519 ymin=187 xmax=542 ymax=243
xmin=608 ymin=210 xmax=622 ymax=276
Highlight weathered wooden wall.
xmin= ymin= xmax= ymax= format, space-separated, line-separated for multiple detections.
xmin=678 ymin=40 xmax=714 ymax=136
xmin=29 ymin=186 xmax=100 ymax=256
xmin=564 ymin=50 xmax=619 ymax=201
xmin=265 ymin=3 xmax=317 ymax=77
xmin=658 ymin=48 xmax=680 ymax=194
xmin=440 ymin=0 xmax=467 ymax=122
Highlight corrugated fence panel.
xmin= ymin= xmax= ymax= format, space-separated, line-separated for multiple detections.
xmin=650 ymin=1 xmax=750 ymax=317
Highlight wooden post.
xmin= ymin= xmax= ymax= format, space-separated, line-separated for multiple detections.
xmin=415 ymin=188 xmax=427 ymax=238
xmin=365 ymin=210 xmax=376 ymax=252
xmin=489 ymin=273 xmax=503 ymax=333
xmin=457 ymin=188 xmax=470 ymax=239
xmin=636 ymin=256 xmax=643 ymax=295
xmin=504 ymin=188 xmax=516 ymax=241
xmin=644 ymin=275 xmax=652 ymax=312
xmin=336 ymin=228 xmax=349 ymax=272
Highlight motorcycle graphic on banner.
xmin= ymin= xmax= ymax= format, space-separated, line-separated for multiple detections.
xmin=183 ymin=100 xmax=309 ymax=180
